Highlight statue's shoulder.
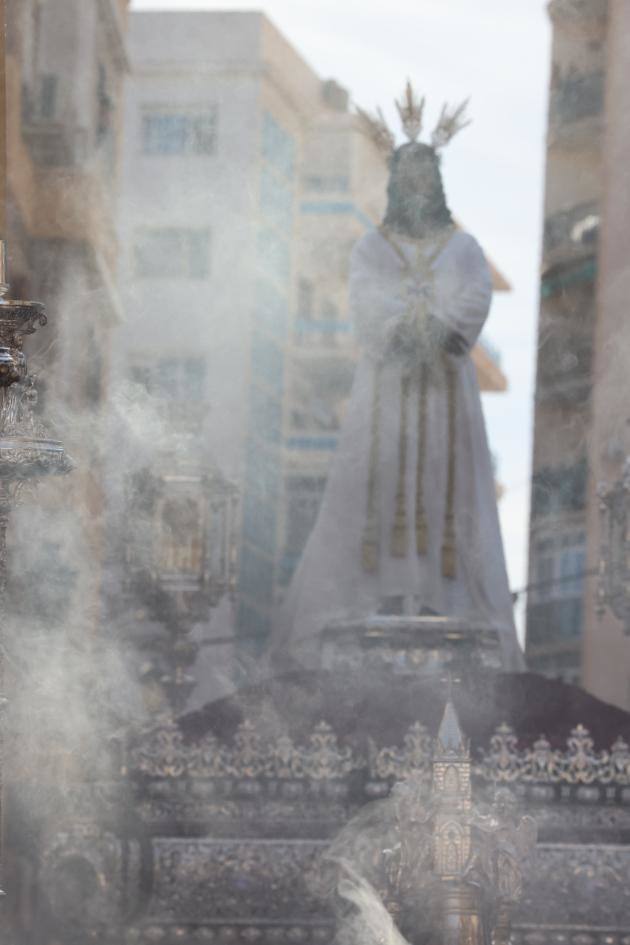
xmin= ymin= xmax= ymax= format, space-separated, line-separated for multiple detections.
xmin=352 ymin=228 xmax=386 ymax=257
xmin=445 ymin=229 xmax=486 ymax=263
xmin=351 ymin=227 xmax=401 ymax=269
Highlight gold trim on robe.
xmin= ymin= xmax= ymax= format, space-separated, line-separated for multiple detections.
xmin=361 ymin=225 xmax=459 ymax=579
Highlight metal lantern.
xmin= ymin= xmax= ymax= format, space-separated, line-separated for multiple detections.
xmin=125 ymin=459 xmax=238 ymax=713
xmin=596 ymin=458 xmax=630 ymax=633
xmin=153 ymin=468 xmax=238 ymax=604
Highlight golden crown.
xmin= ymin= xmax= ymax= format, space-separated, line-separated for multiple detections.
xmin=357 ymin=80 xmax=471 ymax=159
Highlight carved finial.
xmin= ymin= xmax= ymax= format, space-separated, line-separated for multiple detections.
xmin=395 ymin=80 xmax=425 ymax=142
xmin=437 ymin=698 xmax=467 ymax=754
xmin=431 ymin=99 xmax=472 ymax=150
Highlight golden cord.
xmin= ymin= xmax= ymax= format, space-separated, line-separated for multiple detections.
xmin=391 ymin=373 xmax=411 ymax=557
xmin=442 ymin=355 xmax=457 ymax=578
xmin=361 ymin=362 xmax=382 ymax=573
xmin=415 ymin=366 xmax=428 ymax=555
xmin=361 ymin=225 xmax=460 ymax=575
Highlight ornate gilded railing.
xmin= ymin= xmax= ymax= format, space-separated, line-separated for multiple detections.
xmin=128 ymin=717 xmax=630 ymax=788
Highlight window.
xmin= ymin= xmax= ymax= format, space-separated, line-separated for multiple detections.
xmin=134 ymin=227 xmax=210 ymax=279
xmin=559 ymin=544 xmax=586 ymax=598
xmin=129 ymin=356 xmax=206 ymax=400
xmin=298 ymin=278 xmax=314 ymax=319
xmin=97 ymin=63 xmax=113 ymax=145
xmin=285 ymin=476 xmax=326 ymax=555
xmin=532 ymin=531 xmax=586 ymax=605
xmin=534 ymin=549 xmax=555 ymax=604
xmin=39 ymin=74 xmax=57 ymax=120
xmin=142 ymin=108 xmax=217 ymax=155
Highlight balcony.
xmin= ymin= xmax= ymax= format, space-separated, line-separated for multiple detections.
xmin=286 ymin=434 xmax=339 ymax=451
xmin=22 ymin=122 xmax=89 ymax=168
xmin=531 ymin=459 xmax=588 ymax=520
xmin=543 ymin=201 xmax=599 ymax=269
xmin=548 ymin=70 xmax=604 ymax=148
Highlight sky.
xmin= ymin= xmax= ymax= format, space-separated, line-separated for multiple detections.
xmin=131 ymin=0 xmax=552 ymax=638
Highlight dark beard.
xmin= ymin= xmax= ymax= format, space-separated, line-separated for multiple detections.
xmin=383 ymin=193 xmax=452 ymax=240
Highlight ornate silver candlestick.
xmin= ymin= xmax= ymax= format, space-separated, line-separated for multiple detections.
xmin=0 ymin=241 xmax=71 ymax=896
xmin=0 ymin=253 xmax=72 ymax=586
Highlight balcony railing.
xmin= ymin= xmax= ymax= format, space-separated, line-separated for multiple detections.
xmin=22 ymin=122 xmax=89 ymax=168
xmin=285 ymin=434 xmax=339 ymax=451
xmin=548 ymin=70 xmax=604 ymax=145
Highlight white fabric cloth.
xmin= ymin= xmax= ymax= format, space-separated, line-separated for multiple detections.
xmin=273 ymin=227 xmax=524 ymax=672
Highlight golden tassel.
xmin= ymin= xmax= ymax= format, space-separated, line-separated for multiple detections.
xmin=415 ymin=365 xmax=428 ymax=555
xmin=361 ymin=363 xmax=381 ymax=573
xmin=391 ymin=374 xmax=410 ymax=557
xmin=442 ymin=357 xmax=457 ymax=579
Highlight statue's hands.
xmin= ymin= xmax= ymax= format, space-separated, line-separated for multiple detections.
xmin=383 ymin=316 xmax=418 ymax=360
xmin=427 ymin=315 xmax=468 ymax=356
xmin=405 ymin=281 xmax=468 ymax=357
xmin=382 ymin=312 xmax=468 ymax=362
xmin=442 ymin=329 xmax=468 ymax=356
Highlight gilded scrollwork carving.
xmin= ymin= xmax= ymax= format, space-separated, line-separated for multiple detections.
xmin=129 ymin=716 xmax=630 ymax=792
xmin=130 ymin=718 xmax=358 ymax=782
xmin=368 ymin=720 xmax=432 ymax=781
xmin=476 ymin=724 xmax=630 ymax=786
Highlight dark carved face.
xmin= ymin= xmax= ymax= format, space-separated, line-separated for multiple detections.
xmin=384 ymin=142 xmax=452 ymax=238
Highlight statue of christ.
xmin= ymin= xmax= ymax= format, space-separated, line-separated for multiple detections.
xmin=272 ymin=90 xmax=523 ymax=672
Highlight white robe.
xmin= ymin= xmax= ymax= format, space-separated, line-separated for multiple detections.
xmin=274 ymin=227 xmax=524 ymax=672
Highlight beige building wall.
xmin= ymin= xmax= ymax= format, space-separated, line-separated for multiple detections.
xmin=527 ymin=0 xmax=630 ymax=706
xmin=526 ymin=0 xmax=606 ymax=681
xmin=582 ymin=0 xmax=630 ymax=709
